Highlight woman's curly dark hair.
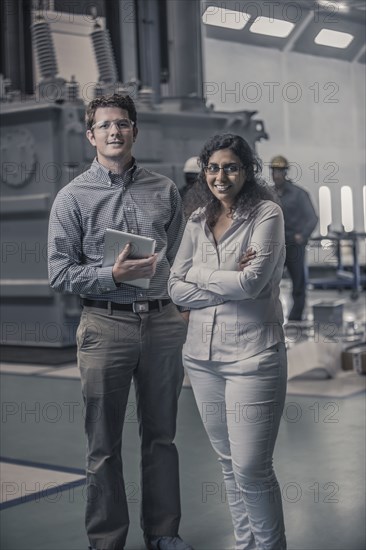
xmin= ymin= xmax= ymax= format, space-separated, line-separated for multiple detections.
xmin=185 ymin=133 xmax=276 ymax=227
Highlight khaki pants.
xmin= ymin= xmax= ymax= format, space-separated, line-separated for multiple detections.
xmin=77 ymin=302 xmax=187 ymax=550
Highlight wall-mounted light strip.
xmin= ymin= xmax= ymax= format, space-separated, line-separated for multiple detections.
xmin=319 ymin=186 xmax=332 ymax=236
xmin=315 ymin=29 xmax=354 ymax=48
xmin=202 ymin=7 xmax=250 ymax=30
xmin=249 ymin=17 xmax=295 ymax=38
xmin=341 ymin=186 xmax=354 ymax=232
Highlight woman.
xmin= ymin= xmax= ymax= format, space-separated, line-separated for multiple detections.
xmin=168 ymin=134 xmax=287 ymax=550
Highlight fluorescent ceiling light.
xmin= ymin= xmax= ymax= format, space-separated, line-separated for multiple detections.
xmin=202 ymin=6 xmax=250 ymax=30
xmin=315 ymin=28 xmax=354 ymax=48
xmin=317 ymin=1 xmax=349 ymax=12
xmin=249 ymin=17 xmax=295 ymax=38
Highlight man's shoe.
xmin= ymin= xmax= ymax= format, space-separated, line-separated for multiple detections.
xmin=144 ymin=535 xmax=193 ymax=550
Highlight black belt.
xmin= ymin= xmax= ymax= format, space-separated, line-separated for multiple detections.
xmin=81 ymin=298 xmax=171 ymax=313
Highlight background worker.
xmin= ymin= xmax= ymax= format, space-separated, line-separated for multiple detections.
xmin=181 ymin=156 xmax=200 ymax=219
xmin=271 ymin=155 xmax=318 ymax=321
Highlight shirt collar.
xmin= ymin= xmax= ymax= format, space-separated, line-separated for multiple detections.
xmin=192 ymin=206 xmax=249 ymax=228
xmin=90 ymin=157 xmax=138 ymax=187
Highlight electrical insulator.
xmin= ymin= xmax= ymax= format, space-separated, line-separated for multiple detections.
xmin=91 ymin=23 xmax=118 ymax=84
xmin=31 ymin=17 xmax=58 ymax=80
xmin=138 ymin=86 xmax=155 ymax=107
xmin=93 ymin=82 xmax=104 ymax=98
xmin=66 ymin=76 xmax=80 ymax=102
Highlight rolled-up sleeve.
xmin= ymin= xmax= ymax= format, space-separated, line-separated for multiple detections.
xmin=185 ymin=204 xmax=285 ymax=300
xmin=168 ymin=221 xmax=224 ymax=308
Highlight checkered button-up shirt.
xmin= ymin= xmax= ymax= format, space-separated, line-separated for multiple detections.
xmin=48 ymin=158 xmax=185 ymax=303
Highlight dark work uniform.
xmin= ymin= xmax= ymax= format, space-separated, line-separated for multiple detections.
xmin=276 ymin=180 xmax=318 ymax=320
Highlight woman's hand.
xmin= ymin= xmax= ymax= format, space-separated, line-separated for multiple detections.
xmin=180 ymin=310 xmax=190 ymax=323
xmin=238 ymin=247 xmax=256 ymax=271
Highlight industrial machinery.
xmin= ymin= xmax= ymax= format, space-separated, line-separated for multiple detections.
xmin=0 ymin=0 xmax=268 ymax=353
xmin=309 ymin=231 xmax=366 ymax=300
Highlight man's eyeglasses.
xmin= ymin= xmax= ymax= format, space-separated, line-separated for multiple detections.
xmin=204 ymin=163 xmax=242 ymax=175
xmin=91 ymin=119 xmax=135 ymax=132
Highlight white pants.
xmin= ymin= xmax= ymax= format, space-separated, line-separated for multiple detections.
xmin=184 ymin=343 xmax=287 ymax=550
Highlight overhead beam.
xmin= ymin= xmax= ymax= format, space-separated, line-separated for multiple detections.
xmin=283 ymin=10 xmax=314 ymax=52
xmin=352 ymin=43 xmax=366 ymax=63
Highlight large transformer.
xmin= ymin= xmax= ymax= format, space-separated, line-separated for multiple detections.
xmin=0 ymin=0 xmax=268 ymax=351
xmin=1 ymin=99 xmax=88 ymax=350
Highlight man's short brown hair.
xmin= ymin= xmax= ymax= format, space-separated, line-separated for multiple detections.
xmin=85 ymin=94 xmax=137 ymax=131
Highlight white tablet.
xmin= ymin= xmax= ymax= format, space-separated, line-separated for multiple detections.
xmin=102 ymin=228 xmax=156 ymax=289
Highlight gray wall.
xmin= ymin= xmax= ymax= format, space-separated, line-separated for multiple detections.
xmin=203 ymin=38 xmax=366 ymax=232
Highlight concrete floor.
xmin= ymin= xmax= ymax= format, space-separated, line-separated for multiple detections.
xmin=1 ymin=288 xmax=365 ymax=550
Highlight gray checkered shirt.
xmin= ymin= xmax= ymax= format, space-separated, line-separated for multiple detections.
xmin=48 ymin=158 xmax=185 ymax=303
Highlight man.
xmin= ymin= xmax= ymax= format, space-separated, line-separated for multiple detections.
xmin=48 ymin=94 xmax=192 ymax=550
xmin=181 ymin=156 xmax=200 ymax=219
xmin=271 ymin=155 xmax=318 ymax=321
xmin=182 ymin=156 xmax=200 ymax=186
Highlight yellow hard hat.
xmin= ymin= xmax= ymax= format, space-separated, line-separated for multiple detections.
xmin=270 ymin=155 xmax=289 ymax=169
xmin=183 ymin=156 xmax=200 ymax=173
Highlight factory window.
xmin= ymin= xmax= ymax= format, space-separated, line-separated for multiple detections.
xmin=341 ymin=186 xmax=354 ymax=232
xmin=319 ymin=186 xmax=332 ymax=236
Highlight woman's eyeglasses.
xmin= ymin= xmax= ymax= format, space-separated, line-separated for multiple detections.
xmin=204 ymin=163 xmax=242 ymax=175
xmin=91 ymin=119 xmax=135 ymax=132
